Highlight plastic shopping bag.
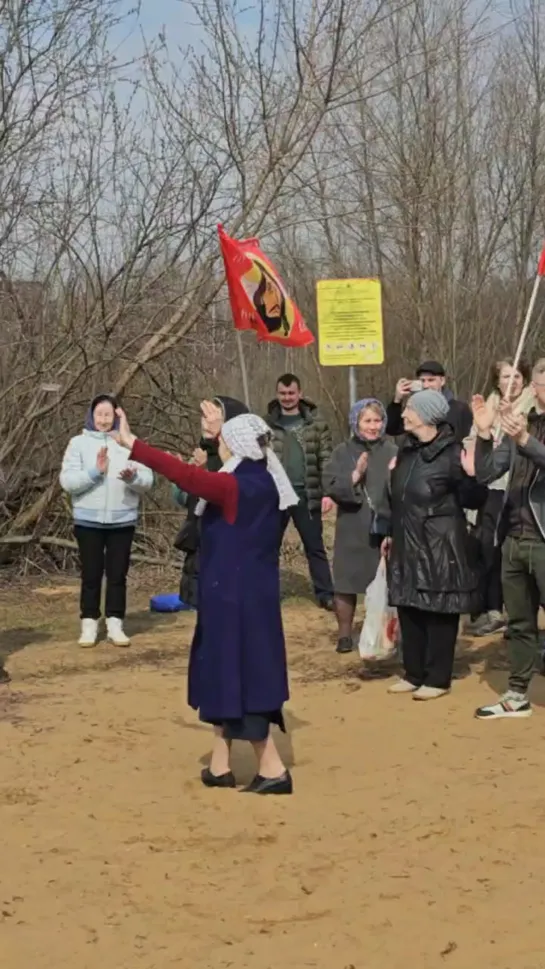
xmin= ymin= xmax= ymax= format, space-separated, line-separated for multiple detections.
xmin=358 ymin=559 xmax=399 ymax=660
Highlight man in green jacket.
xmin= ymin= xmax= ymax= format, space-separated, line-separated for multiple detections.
xmin=265 ymin=373 xmax=334 ymax=610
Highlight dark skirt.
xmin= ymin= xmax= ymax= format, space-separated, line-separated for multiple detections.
xmin=203 ymin=709 xmax=286 ymax=742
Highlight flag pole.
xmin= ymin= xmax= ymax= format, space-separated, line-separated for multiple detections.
xmin=505 ymin=243 xmax=545 ymax=400
xmin=348 ymin=366 xmax=357 ymax=407
xmin=235 ymin=330 xmax=251 ymax=408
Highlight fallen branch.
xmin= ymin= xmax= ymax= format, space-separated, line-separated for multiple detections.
xmin=0 ymin=534 xmax=177 ymax=566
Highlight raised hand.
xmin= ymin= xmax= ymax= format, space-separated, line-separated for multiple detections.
xmin=471 ymin=395 xmax=494 ymax=436
xmin=352 ymin=451 xmax=369 ymax=484
xmin=111 ymin=408 xmax=136 ymax=451
xmin=96 ymin=446 xmax=109 ymax=474
xmin=394 ymin=378 xmax=412 ymax=403
xmin=200 ymin=400 xmax=224 ymax=439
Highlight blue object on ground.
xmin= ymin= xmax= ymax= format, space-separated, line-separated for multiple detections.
xmin=149 ymin=593 xmax=194 ymax=613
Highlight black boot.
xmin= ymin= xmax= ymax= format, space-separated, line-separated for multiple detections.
xmin=201 ymin=767 xmax=236 ymax=789
xmin=318 ymin=597 xmax=335 ymax=612
xmin=336 ymin=636 xmax=354 ymax=654
xmin=241 ymin=771 xmax=293 ymax=795
xmin=0 ymin=667 xmax=10 ymax=685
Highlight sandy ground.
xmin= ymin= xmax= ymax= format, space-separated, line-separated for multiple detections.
xmin=2 ymin=577 xmax=545 ymax=969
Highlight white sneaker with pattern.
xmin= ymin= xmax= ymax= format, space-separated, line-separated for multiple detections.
xmin=475 ymin=690 xmax=532 ymax=720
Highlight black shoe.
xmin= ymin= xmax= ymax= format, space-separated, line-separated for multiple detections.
xmin=318 ymin=597 xmax=335 ymax=612
xmin=472 ymin=617 xmax=506 ymax=637
xmin=201 ymin=767 xmax=236 ymax=789
xmin=241 ymin=771 xmax=293 ymax=795
xmin=336 ymin=636 xmax=354 ymax=654
xmin=0 ymin=667 xmax=10 ymax=685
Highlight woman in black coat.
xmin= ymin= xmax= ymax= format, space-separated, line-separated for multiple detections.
xmin=174 ymin=396 xmax=248 ymax=606
xmin=385 ymin=390 xmax=486 ymax=700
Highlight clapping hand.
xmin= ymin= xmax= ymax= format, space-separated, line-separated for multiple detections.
xmin=119 ymin=464 xmax=137 ymax=483
xmin=501 ymin=411 xmax=529 ymax=446
xmin=110 ymin=408 xmax=136 ymax=451
xmin=460 ymin=440 xmax=476 ymax=477
xmin=460 ymin=447 xmax=475 ymax=477
xmin=96 ymin=446 xmax=108 ymax=474
xmin=352 ymin=451 xmax=368 ymax=484
xmin=471 ymin=395 xmax=494 ymax=437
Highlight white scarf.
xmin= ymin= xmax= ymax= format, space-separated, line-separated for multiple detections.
xmin=195 ymin=413 xmax=299 ymax=517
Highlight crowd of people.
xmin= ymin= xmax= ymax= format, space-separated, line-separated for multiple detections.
xmin=2 ymin=357 xmax=545 ymax=792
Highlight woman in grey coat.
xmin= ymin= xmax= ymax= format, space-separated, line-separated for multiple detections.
xmin=324 ymin=399 xmax=396 ymax=654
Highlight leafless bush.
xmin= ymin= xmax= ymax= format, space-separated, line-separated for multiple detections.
xmin=1 ymin=0 xmax=545 ymax=569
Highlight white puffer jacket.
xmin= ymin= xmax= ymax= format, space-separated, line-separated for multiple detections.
xmin=60 ymin=430 xmax=154 ymax=526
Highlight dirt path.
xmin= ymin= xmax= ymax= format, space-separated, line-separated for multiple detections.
xmin=1 ymin=581 xmax=545 ymax=969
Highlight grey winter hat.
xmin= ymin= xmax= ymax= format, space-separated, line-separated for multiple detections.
xmin=407 ymin=389 xmax=449 ymax=425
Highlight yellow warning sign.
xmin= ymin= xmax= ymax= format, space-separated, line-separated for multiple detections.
xmin=316 ymin=278 xmax=384 ymax=367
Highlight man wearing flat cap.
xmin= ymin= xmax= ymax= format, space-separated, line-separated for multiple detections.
xmin=385 ymin=360 xmax=472 ymax=443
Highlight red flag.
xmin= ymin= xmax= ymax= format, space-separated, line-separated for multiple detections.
xmin=538 ymin=242 xmax=545 ymax=276
xmin=218 ymin=225 xmax=314 ymax=347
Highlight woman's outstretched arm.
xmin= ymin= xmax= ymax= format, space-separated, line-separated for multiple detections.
xmin=130 ymin=439 xmax=238 ymax=523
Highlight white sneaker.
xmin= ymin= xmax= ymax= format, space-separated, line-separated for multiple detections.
xmin=106 ymin=617 xmax=130 ymax=647
xmin=475 ymin=690 xmax=532 ymax=720
xmin=413 ymin=685 xmax=449 ymax=701
xmin=78 ymin=618 xmax=98 ymax=648
xmin=388 ymin=679 xmax=418 ymax=694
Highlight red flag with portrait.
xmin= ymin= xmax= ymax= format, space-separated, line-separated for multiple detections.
xmin=218 ymin=224 xmax=314 ymax=347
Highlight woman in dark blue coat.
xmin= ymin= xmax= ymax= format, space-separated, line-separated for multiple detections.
xmin=114 ymin=404 xmax=298 ymax=796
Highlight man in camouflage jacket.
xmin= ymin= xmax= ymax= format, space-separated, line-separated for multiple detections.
xmin=265 ymin=374 xmax=334 ymax=610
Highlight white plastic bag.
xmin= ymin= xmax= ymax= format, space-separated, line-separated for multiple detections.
xmin=359 ymin=559 xmax=399 ymax=660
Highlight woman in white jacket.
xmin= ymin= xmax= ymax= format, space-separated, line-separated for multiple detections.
xmin=60 ymin=394 xmax=154 ymax=647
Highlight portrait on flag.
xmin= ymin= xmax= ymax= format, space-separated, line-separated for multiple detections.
xmin=218 ymin=225 xmax=314 ymax=348
xmin=240 ymin=254 xmax=294 ymax=338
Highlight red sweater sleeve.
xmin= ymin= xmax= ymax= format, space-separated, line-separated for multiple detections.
xmin=130 ymin=439 xmax=238 ymax=523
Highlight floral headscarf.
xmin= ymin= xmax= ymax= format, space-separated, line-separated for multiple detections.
xmin=349 ymin=398 xmax=387 ymax=441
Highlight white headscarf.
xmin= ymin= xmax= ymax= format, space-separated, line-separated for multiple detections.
xmin=195 ymin=413 xmax=299 ymax=517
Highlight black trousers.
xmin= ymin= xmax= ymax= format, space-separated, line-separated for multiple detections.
xmin=280 ymin=497 xmax=333 ymax=600
xmin=476 ymin=489 xmax=504 ymax=613
xmin=397 ymin=606 xmax=460 ymax=690
xmin=74 ymin=525 xmax=135 ymax=620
